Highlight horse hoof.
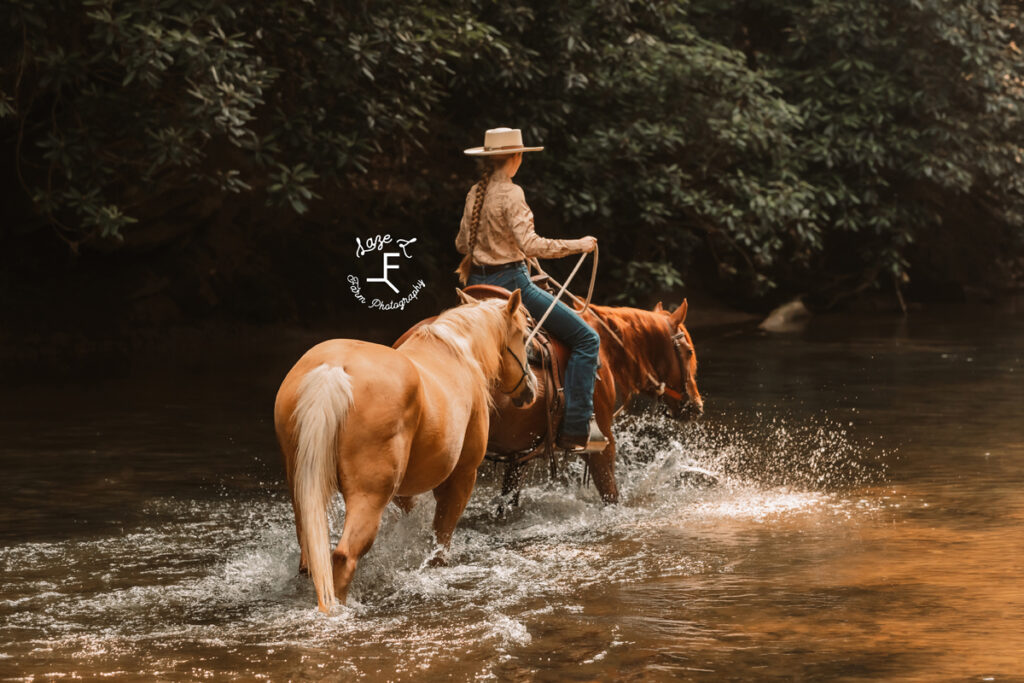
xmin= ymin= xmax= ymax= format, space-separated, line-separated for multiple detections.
xmin=427 ymin=554 xmax=449 ymax=568
xmin=489 ymin=493 xmax=521 ymax=519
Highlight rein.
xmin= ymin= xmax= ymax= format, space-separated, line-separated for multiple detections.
xmin=524 ymin=247 xmax=692 ymax=405
xmin=499 ymin=343 xmax=531 ymax=395
xmin=523 ymin=244 xmax=598 ymax=348
xmin=525 ymin=264 xmax=692 ymax=402
xmin=657 ymin=329 xmax=692 ymax=401
xmin=527 ymin=257 xmax=666 ymax=393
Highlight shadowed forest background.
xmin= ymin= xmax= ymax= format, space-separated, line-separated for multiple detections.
xmin=2 ymin=0 xmax=1023 ymax=359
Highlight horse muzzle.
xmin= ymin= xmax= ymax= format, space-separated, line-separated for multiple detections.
xmin=675 ymin=398 xmax=704 ymax=421
xmin=512 ymin=385 xmax=535 ymax=408
xmin=511 ymin=371 xmax=538 ymax=408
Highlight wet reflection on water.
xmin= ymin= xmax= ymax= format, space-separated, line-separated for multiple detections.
xmin=1 ymin=305 xmax=1022 ymax=680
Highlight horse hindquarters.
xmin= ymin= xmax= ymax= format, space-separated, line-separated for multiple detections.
xmin=290 ymin=364 xmax=354 ymax=613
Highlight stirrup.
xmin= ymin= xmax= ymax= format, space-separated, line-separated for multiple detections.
xmin=556 ymin=431 xmax=588 ymax=452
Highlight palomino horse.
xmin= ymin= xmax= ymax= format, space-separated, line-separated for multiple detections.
xmin=487 ymin=298 xmax=703 ymax=503
xmin=273 ymin=291 xmax=537 ymax=612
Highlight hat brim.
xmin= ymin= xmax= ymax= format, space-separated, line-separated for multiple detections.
xmin=464 ymin=146 xmax=544 ymax=156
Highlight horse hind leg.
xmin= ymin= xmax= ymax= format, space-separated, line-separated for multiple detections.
xmin=332 ymin=435 xmax=408 ymax=604
xmin=428 ymin=463 xmax=479 ymax=567
xmin=290 ymin=495 xmax=309 ymax=574
xmin=331 ymin=491 xmax=392 ymax=605
xmin=429 ymin=420 xmax=488 ymax=566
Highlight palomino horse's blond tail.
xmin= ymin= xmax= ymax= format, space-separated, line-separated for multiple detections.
xmin=293 ymin=363 xmax=353 ymax=612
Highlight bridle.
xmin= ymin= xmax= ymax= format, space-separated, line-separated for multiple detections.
xmin=577 ymin=305 xmax=694 ymax=406
xmin=648 ymin=327 xmax=693 ymax=403
xmin=499 ymin=307 xmax=540 ymax=397
xmin=499 ymin=341 xmax=532 ymax=396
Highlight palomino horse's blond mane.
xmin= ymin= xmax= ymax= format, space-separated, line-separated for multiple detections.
xmin=403 ymin=298 xmax=509 ymax=410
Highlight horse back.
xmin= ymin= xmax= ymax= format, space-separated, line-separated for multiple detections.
xmin=276 ymin=339 xmax=421 ymax=437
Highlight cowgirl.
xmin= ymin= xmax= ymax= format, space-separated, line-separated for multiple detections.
xmin=455 ymin=127 xmax=599 ymax=451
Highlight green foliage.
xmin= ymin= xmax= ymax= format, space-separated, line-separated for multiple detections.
xmin=2 ymin=0 xmax=494 ymax=246
xmin=691 ymin=0 xmax=1024 ymax=300
xmin=2 ymin=0 xmax=1022 ymax=305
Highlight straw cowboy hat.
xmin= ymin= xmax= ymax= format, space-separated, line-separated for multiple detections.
xmin=464 ymin=127 xmax=544 ymax=156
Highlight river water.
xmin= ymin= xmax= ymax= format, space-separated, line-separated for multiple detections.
xmin=1 ymin=304 xmax=1022 ymax=680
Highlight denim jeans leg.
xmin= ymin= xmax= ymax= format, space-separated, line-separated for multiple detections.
xmin=509 ymin=268 xmax=599 ymax=436
xmin=465 ymin=265 xmax=600 ymax=436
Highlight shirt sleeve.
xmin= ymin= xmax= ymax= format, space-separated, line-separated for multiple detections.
xmin=504 ymin=184 xmax=586 ymax=259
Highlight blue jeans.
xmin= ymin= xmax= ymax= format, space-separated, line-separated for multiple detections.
xmin=468 ymin=262 xmax=600 ymax=436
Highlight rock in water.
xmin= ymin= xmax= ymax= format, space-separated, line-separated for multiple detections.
xmin=759 ymin=299 xmax=811 ymax=333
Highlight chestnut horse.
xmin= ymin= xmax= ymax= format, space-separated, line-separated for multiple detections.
xmin=274 ymin=292 xmax=537 ymax=612
xmin=487 ymin=299 xmax=703 ymax=503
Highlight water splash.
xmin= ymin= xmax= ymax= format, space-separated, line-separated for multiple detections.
xmin=0 ymin=410 xmax=886 ymax=678
xmin=616 ymin=409 xmax=887 ymax=491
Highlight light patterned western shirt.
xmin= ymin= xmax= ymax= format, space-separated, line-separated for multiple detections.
xmin=455 ymin=168 xmax=588 ymax=265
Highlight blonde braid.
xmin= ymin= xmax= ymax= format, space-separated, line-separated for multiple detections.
xmin=456 ymin=163 xmax=495 ymax=285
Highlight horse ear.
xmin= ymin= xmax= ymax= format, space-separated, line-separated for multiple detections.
xmin=456 ymin=288 xmax=478 ymax=305
xmin=505 ymin=288 xmax=522 ymax=315
xmin=670 ymin=299 xmax=689 ymax=326
xmin=653 ymin=301 xmax=664 ymax=313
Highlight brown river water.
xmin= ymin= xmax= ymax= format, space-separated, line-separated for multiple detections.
xmin=1 ymin=303 xmax=1022 ymax=681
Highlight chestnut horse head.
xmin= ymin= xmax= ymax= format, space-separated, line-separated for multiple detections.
xmin=585 ymin=299 xmax=703 ymax=421
xmin=651 ymin=300 xmax=703 ymax=419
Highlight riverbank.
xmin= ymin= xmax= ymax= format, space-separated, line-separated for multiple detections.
xmin=0 ymin=287 xmax=763 ymax=379
xmin=5 ymin=290 xmax=1023 ymax=381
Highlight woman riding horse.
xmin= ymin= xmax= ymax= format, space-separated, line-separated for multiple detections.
xmin=456 ymin=127 xmax=599 ymax=452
